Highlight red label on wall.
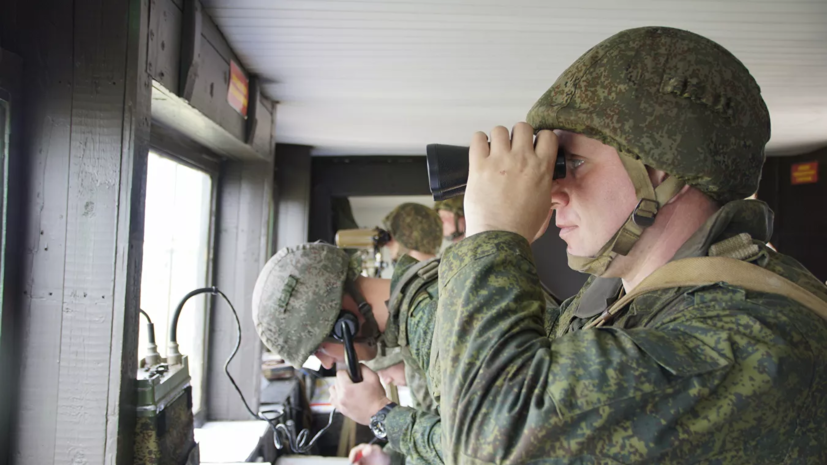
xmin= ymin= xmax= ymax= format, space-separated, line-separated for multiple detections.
xmin=227 ymin=60 xmax=249 ymax=117
xmin=791 ymin=162 xmax=818 ymax=185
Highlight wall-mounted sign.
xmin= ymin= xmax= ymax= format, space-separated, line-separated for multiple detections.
xmin=227 ymin=60 xmax=249 ymax=117
xmin=791 ymin=161 xmax=818 ymax=185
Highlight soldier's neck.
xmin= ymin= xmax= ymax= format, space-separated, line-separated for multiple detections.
xmin=612 ymin=189 xmax=718 ymax=293
xmin=407 ymin=250 xmax=435 ymax=262
xmin=355 ymin=276 xmax=392 ymax=332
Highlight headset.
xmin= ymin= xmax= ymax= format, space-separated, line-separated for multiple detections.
xmin=330 ymin=312 xmax=363 ymax=383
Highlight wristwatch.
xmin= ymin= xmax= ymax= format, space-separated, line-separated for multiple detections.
xmin=369 ymin=402 xmax=398 ymax=439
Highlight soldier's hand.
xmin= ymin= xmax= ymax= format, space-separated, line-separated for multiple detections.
xmin=349 ymin=444 xmax=391 ymax=465
xmin=329 ymin=365 xmax=391 ymax=425
xmin=465 ymin=123 xmax=558 ymax=242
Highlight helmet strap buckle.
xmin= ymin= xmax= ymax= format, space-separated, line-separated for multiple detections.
xmin=632 ymin=198 xmax=659 ymax=228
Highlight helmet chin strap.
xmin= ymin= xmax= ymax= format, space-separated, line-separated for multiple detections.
xmin=567 ymin=155 xmax=686 ymax=276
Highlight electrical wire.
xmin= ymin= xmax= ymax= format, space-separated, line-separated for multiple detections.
xmin=172 ymin=286 xmax=336 ymax=454
xmin=139 ymin=308 xmax=157 ymax=346
xmin=169 ymin=288 xmax=214 ymax=343
xmin=214 ymin=288 xmax=336 ymax=454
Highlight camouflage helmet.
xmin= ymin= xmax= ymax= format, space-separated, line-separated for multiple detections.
xmin=527 ymin=26 xmax=770 ymax=205
xmin=252 ymin=243 xmax=349 ymax=368
xmin=433 ymin=195 xmax=464 ymax=218
xmin=382 ymin=203 xmax=443 ymax=256
xmin=527 ymin=26 xmax=770 ymax=276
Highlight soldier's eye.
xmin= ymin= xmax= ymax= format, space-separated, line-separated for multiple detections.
xmin=567 ymin=158 xmax=585 ymax=171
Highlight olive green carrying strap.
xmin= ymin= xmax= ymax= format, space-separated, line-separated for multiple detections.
xmin=384 ymin=258 xmax=440 ymax=348
xmin=397 ymin=260 xmax=439 ymax=348
xmin=587 ymin=257 xmax=827 ymax=329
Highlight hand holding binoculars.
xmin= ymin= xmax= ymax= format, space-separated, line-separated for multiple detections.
xmin=426 ymin=144 xmax=566 ymax=201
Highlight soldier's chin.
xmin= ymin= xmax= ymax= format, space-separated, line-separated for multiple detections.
xmin=565 ymin=242 xmax=591 ymax=257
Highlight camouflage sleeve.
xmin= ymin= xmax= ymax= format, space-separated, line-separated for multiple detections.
xmin=436 ymin=231 xmax=738 ymax=463
xmin=384 ymin=406 xmax=443 ymax=465
xmin=382 ymin=445 xmax=406 ymax=465
xmin=404 ymin=362 xmax=437 ymax=413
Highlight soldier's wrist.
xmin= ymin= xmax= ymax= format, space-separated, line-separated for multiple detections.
xmin=369 ymin=401 xmax=398 ymax=439
xmin=370 ymin=397 xmax=393 ymax=417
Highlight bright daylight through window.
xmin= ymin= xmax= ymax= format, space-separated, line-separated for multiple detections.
xmin=140 ymin=151 xmax=213 ymax=413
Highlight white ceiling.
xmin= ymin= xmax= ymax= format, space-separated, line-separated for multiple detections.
xmin=204 ymin=0 xmax=827 ymax=156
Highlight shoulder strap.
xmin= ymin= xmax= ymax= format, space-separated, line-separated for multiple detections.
xmin=387 ymin=257 xmax=440 ymax=316
xmin=384 ymin=258 xmax=439 ymax=347
xmin=587 ymin=257 xmax=827 ymax=329
xmin=397 ymin=259 xmax=439 ymax=347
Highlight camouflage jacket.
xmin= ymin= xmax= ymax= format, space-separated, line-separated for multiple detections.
xmin=435 ymin=200 xmax=827 ymax=464
xmin=383 ymin=253 xmax=563 ymax=465
xmin=382 ymin=254 xmax=444 ymax=465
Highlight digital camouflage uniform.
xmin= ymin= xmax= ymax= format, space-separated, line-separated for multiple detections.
xmin=365 ymin=346 xmax=437 ymax=414
xmin=436 ymin=201 xmax=827 ymax=464
xmin=380 ymin=254 xmax=443 ymax=465
xmin=383 ymin=255 xmax=562 ymax=465
xmin=377 ymin=204 xmax=444 ymax=463
xmin=430 ymin=26 xmax=827 ymax=464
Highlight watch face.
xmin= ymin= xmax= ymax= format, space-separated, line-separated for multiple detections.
xmin=370 ymin=421 xmax=387 ymax=439
xmin=370 ymin=402 xmax=397 ymax=439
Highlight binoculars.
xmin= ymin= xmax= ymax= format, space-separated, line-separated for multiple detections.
xmin=426 ymin=144 xmax=567 ymax=201
xmin=334 ymin=227 xmax=391 ymax=249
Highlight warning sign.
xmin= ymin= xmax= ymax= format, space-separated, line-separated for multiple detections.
xmin=227 ymin=60 xmax=249 ymax=117
xmin=791 ymin=161 xmax=818 ymax=185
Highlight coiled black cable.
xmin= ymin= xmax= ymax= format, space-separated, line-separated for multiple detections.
xmin=171 ymin=286 xmax=335 ymax=454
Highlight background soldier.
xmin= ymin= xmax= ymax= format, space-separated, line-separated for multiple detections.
xmin=252 ymin=243 xmax=443 ymax=464
xmin=433 ymin=196 xmax=465 ymax=243
xmin=382 ymin=202 xmax=443 ymax=262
